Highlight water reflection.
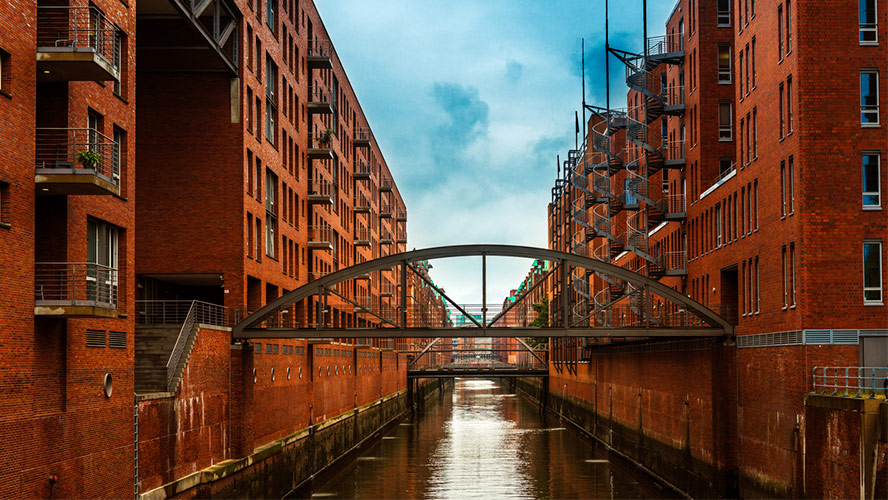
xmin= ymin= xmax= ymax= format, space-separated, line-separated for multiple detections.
xmin=306 ymin=379 xmax=670 ymax=499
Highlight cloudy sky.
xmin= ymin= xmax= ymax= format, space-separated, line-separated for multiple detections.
xmin=317 ymin=0 xmax=677 ymax=306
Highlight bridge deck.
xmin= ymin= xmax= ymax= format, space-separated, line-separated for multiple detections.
xmin=407 ymin=368 xmax=549 ymax=378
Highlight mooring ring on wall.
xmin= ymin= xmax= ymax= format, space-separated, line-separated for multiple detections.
xmin=103 ymin=373 xmax=113 ymax=398
xmin=287 ymin=367 xmax=291 ymax=380
xmin=271 ymin=367 xmax=275 ymax=381
xmin=253 ymin=368 xmax=257 ymax=383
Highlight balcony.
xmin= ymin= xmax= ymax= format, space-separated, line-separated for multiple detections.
xmin=36 ymin=128 xmax=120 ymax=196
xmin=380 ymin=229 xmax=393 ymax=245
xmin=308 ymin=85 xmax=334 ymax=114
xmin=354 ymin=128 xmax=371 ymax=148
xmin=380 ymin=282 xmax=396 ymax=297
xmin=379 ymin=176 xmax=392 ymax=192
xmin=396 ymin=230 xmax=407 ymax=244
xmin=308 ymin=179 xmax=335 ymax=205
xmin=662 ymin=139 xmax=686 ymax=168
xmin=645 ymin=33 xmax=684 ymax=65
xmin=395 ymin=210 xmax=407 ymax=222
xmin=380 ymin=201 xmax=393 ymax=218
xmin=35 ymin=262 xmax=117 ymax=317
xmin=353 ymin=295 xmax=372 ymax=312
xmin=354 ymin=160 xmax=371 ymax=180
xmin=307 ymin=38 xmax=333 ymax=70
xmin=659 ymin=193 xmax=687 ymax=221
xmin=307 ymin=225 xmax=334 ymax=250
xmin=354 ymin=192 xmax=371 ymax=213
xmin=308 ymin=131 xmax=334 ymax=160
xmin=36 ymin=6 xmax=121 ymax=82
xmin=354 ymin=226 xmax=370 ymax=247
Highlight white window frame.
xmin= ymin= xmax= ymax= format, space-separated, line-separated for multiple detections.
xmin=861 ymin=69 xmax=880 ymax=126
xmin=864 ymin=240 xmax=883 ymax=304
xmin=860 ymin=0 xmax=878 ymax=45
xmin=718 ymin=102 xmax=733 ymax=141
xmin=718 ymin=44 xmax=732 ymax=83
xmin=863 ymin=152 xmax=881 ymax=208
xmin=717 ymin=0 xmax=731 ymax=26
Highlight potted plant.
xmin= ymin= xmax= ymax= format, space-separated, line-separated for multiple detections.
xmin=316 ymin=128 xmax=335 ymax=147
xmin=77 ymin=150 xmax=101 ymax=168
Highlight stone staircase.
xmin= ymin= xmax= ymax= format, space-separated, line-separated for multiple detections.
xmin=134 ymin=325 xmax=181 ymax=394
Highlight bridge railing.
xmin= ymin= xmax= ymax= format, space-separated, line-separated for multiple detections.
xmin=812 ymin=366 xmax=888 ymax=398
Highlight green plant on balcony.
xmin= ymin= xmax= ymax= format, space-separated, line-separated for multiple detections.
xmin=316 ymin=128 xmax=335 ymax=147
xmin=77 ymin=150 xmax=101 ymax=168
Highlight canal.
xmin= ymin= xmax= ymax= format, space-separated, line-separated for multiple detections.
xmin=303 ymin=379 xmax=675 ymax=499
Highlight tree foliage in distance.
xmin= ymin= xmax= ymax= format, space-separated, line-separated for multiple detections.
xmin=525 ymin=298 xmax=549 ymax=347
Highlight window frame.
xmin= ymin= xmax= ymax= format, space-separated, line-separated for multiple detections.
xmin=717 ymin=43 xmax=732 ymax=83
xmin=864 ymin=240 xmax=883 ymax=304
xmin=863 ymin=152 xmax=881 ymax=208
xmin=718 ymin=101 xmax=733 ymax=141
xmin=717 ymin=0 xmax=731 ymax=26
xmin=861 ymin=69 xmax=880 ymax=126
xmin=860 ymin=0 xmax=879 ymax=45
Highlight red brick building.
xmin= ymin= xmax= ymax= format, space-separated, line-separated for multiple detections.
xmin=542 ymin=0 xmax=888 ymax=496
xmin=0 ymin=0 xmax=443 ymax=497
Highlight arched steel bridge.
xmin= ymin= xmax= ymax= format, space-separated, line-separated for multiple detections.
xmin=233 ymin=244 xmax=733 ymax=341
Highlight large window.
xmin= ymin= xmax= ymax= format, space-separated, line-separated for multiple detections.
xmin=266 ymin=170 xmax=277 ymax=259
xmin=864 ymin=240 xmax=883 ymax=303
xmin=860 ymin=0 xmax=878 ymax=44
xmin=718 ymin=102 xmax=733 ymax=140
xmin=87 ymin=219 xmax=119 ymax=305
xmin=717 ymin=0 xmax=731 ymax=26
xmin=861 ymin=70 xmax=880 ymax=125
xmin=266 ymin=56 xmax=277 ymax=144
xmin=718 ymin=44 xmax=732 ymax=83
xmin=863 ymin=152 xmax=881 ymax=207
xmin=777 ymin=4 xmax=784 ymax=59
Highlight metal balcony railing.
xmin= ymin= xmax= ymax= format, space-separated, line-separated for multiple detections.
xmin=659 ymin=193 xmax=686 ymax=215
xmin=662 ymin=139 xmax=685 ymax=162
xmin=354 ymin=225 xmax=370 ymax=244
xmin=136 ymin=300 xmax=228 ymax=326
xmin=35 ymin=262 xmax=117 ymax=309
xmin=308 ymin=178 xmax=335 ymax=203
xmin=354 ymin=160 xmax=371 ymax=178
xmin=379 ymin=176 xmax=393 ymax=191
xmin=36 ymin=128 xmax=120 ymax=184
xmin=380 ymin=228 xmax=393 ymax=243
xmin=380 ymin=201 xmax=392 ymax=217
xmin=813 ymin=367 xmax=888 ymax=398
xmin=380 ymin=282 xmax=396 ymax=296
xmin=308 ymin=225 xmax=333 ymax=246
xmin=395 ymin=210 xmax=407 ymax=221
xmin=662 ymin=85 xmax=685 ymax=108
xmin=354 ymin=127 xmax=371 ymax=144
xmin=354 ymin=191 xmax=371 ymax=211
xmin=37 ymin=6 xmax=120 ymax=67
xmin=653 ymin=248 xmax=688 ymax=274
xmin=646 ymin=33 xmax=683 ymax=58
xmin=308 ymin=37 xmax=333 ymax=58
xmin=396 ymin=230 xmax=407 ymax=243
xmin=309 ymin=85 xmax=332 ymax=104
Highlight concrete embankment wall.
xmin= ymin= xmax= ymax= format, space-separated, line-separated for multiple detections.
xmin=136 ymin=326 xmax=436 ymax=499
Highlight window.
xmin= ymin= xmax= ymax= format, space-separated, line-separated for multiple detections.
xmin=720 ymin=157 xmax=734 ymax=176
xmin=247 ymin=25 xmax=253 ymax=70
xmin=753 ymin=179 xmax=759 ymax=230
xmin=246 ymin=88 xmax=253 ymax=133
xmin=718 ymin=102 xmax=733 ymax=140
xmin=266 ymin=170 xmax=277 ymax=259
xmin=247 ymin=213 xmax=254 ymax=257
xmin=717 ymin=0 xmax=731 ymax=25
xmin=785 ymin=0 xmax=792 ymax=54
xmin=266 ymin=56 xmax=277 ymax=144
xmin=779 ymin=82 xmax=785 ymax=138
xmin=752 ymin=108 xmax=758 ymax=159
xmin=751 ymin=37 xmax=756 ymax=88
xmin=864 ymin=240 xmax=883 ymax=303
xmin=0 ymin=181 xmax=9 ymax=226
xmin=112 ymin=30 xmax=126 ymax=97
xmin=0 ymin=49 xmax=9 ymax=95
xmin=112 ymin=127 xmax=125 ymax=182
xmin=718 ymin=44 xmax=732 ymax=83
xmin=789 ymin=242 xmax=796 ymax=307
xmin=754 ymin=256 xmax=760 ymax=313
xmin=745 ymin=113 xmax=751 ymax=164
xmin=738 ymin=50 xmax=744 ymax=95
xmin=787 ymin=76 xmax=793 ymax=133
xmin=863 ymin=152 xmax=881 ymax=207
xmin=266 ymin=0 xmax=276 ymax=31
xmin=777 ymin=4 xmax=784 ymax=59
xmin=782 ymin=245 xmax=788 ymax=308
xmin=744 ymin=44 xmax=750 ymax=94
xmin=87 ymin=219 xmax=119 ymax=304
xmin=787 ymin=157 xmax=794 ymax=214
xmin=715 ymin=203 xmax=722 ymax=247
xmin=739 ymin=118 xmax=745 ymax=165
xmin=861 ymin=70 xmax=880 ymax=125
xmin=860 ymin=0 xmax=878 ymax=44
xmin=780 ymin=160 xmax=787 ymax=217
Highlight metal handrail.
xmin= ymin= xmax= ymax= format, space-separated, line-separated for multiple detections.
xmin=136 ymin=300 xmax=228 ymax=326
xmin=813 ymin=367 xmax=888 ymax=398
xmin=380 ymin=201 xmax=392 ymax=215
xmin=662 ymin=85 xmax=685 ymax=107
xmin=646 ymin=33 xmax=683 ymax=58
xmin=354 ymin=160 xmax=371 ymax=177
xmin=35 ymin=262 xmax=117 ymax=308
xmin=380 ymin=228 xmax=393 ymax=242
xmin=308 ymin=85 xmax=332 ymax=104
xmin=658 ymin=193 xmax=686 ymax=214
xmin=37 ymin=6 xmax=120 ymax=66
xmin=354 ymin=127 xmax=371 ymax=142
xmin=309 ymin=178 xmax=334 ymax=199
xmin=379 ymin=176 xmax=393 ymax=190
xmin=166 ymin=301 xmax=200 ymax=389
xmin=36 ymin=128 xmax=120 ymax=184
xmin=354 ymin=225 xmax=370 ymax=242
xmin=354 ymin=191 xmax=370 ymax=209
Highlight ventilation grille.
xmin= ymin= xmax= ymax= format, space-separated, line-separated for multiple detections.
xmin=738 ymin=329 xmax=875 ymax=348
xmin=254 ymin=343 xmax=262 ymax=354
xmin=108 ymin=331 xmax=127 ymax=349
xmin=86 ymin=329 xmax=106 ymax=348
